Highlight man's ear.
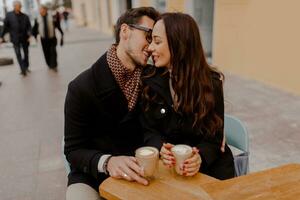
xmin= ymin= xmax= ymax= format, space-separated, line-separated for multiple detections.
xmin=120 ymin=23 xmax=130 ymax=41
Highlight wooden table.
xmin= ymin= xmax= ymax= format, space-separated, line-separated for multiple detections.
xmin=202 ymin=163 xmax=300 ymax=200
xmin=99 ymin=163 xmax=300 ymax=200
xmin=99 ymin=161 xmax=218 ymax=200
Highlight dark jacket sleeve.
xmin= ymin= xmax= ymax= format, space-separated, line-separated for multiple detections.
xmin=0 ymin=13 xmax=10 ymax=38
xmin=54 ymin=17 xmax=64 ymax=37
xmin=197 ymin=76 xmax=224 ymax=169
xmin=64 ymin=80 xmax=103 ymax=180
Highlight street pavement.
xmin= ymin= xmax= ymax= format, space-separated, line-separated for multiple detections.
xmin=0 ymin=23 xmax=299 ymax=199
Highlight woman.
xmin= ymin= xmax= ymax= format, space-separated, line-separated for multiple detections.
xmin=140 ymin=12 xmax=235 ymax=179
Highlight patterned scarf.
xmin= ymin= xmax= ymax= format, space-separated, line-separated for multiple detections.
xmin=107 ymin=45 xmax=142 ymax=111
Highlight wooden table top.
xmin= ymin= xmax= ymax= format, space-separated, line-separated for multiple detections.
xmin=99 ymin=162 xmax=300 ymax=200
xmin=99 ymin=161 xmax=218 ymax=200
xmin=202 ymin=163 xmax=300 ymax=200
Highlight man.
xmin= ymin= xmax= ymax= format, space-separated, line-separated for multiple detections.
xmin=64 ymin=7 xmax=160 ymax=199
xmin=0 ymin=1 xmax=32 ymax=76
xmin=32 ymin=5 xmax=64 ymax=71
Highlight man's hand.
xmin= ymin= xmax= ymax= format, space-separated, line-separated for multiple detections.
xmin=107 ymin=156 xmax=148 ymax=185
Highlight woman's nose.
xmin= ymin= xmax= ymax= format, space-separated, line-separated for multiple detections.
xmin=148 ymin=42 xmax=154 ymax=52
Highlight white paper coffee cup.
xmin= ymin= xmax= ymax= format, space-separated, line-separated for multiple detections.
xmin=135 ymin=146 xmax=159 ymax=178
xmin=171 ymin=144 xmax=193 ymax=175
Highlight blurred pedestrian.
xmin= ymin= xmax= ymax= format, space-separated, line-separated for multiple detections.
xmin=0 ymin=1 xmax=32 ymax=76
xmin=32 ymin=5 xmax=64 ymax=71
xmin=62 ymin=9 xmax=69 ymax=31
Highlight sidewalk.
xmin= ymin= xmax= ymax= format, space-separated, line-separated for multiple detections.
xmin=224 ymin=72 xmax=300 ymax=172
xmin=0 ymin=22 xmax=300 ymax=199
xmin=0 ymin=23 xmax=113 ymax=200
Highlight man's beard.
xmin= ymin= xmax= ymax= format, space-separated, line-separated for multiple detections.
xmin=126 ymin=50 xmax=147 ymax=68
xmin=126 ymin=38 xmax=149 ymax=68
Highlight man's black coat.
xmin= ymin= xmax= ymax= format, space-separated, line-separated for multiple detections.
xmin=64 ymin=53 xmax=143 ymax=190
xmin=0 ymin=11 xmax=31 ymax=44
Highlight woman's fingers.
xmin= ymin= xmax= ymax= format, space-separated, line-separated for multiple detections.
xmin=184 ymin=152 xmax=200 ymax=165
xmin=184 ymin=171 xmax=198 ymax=177
xmin=160 ymin=144 xmax=173 ymax=155
xmin=184 ymin=147 xmax=200 ymax=163
xmin=163 ymin=143 xmax=174 ymax=150
xmin=160 ymin=145 xmax=174 ymax=160
xmin=182 ymin=151 xmax=201 ymax=176
xmin=184 ymin=159 xmax=201 ymax=168
xmin=160 ymin=151 xmax=174 ymax=160
xmin=160 ymin=144 xmax=175 ymax=167
xmin=161 ymin=151 xmax=175 ymax=167
xmin=184 ymin=164 xmax=200 ymax=173
xmin=192 ymin=147 xmax=199 ymax=154
xmin=162 ymin=158 xmax=174 ymax=167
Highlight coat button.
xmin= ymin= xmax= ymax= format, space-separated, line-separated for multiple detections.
xmin=160 ymin=108 xmax=166 ymax=114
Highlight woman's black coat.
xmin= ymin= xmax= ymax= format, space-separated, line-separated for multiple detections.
xmin=140 ymin=66 xmax=235 ymax=180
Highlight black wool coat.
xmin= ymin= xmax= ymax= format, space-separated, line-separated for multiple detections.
xmin=0 ymin=11 xmax=31 ymax=44
xmin=140 ymin=66 xmax=235 ymax=180
xmin=64 ymin=53 xmax=143 ymax=190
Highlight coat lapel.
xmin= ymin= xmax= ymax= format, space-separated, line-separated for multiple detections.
xmin=144 ymin=67 xmax=173 ymax=107
xmin=92 ymin=53 xmax=137 ymax=124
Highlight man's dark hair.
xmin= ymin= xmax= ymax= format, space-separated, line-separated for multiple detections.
xmin=114 ymin=7 xmax=160 ymax=44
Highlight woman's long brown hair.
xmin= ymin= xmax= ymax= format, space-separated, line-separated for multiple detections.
xmin=143 ymin=12 xmax=224 ymax=136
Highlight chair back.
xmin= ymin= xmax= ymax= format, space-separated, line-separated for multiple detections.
xmin=224 ymin=114 xmax=249 ymax=153
xmin=224 ymin=114 xmax=249 ymax=176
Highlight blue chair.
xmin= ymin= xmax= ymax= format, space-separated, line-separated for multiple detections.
xmin=62 ymin=137 xmax=71 ymax=174
xmin=224 ymin=114 xmax=249 ymax=176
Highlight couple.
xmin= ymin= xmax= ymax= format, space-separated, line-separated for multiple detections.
xmin=64 ymin=7 xmax=234 ymax=199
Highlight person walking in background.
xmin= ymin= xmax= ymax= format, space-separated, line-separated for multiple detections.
xmin=62 ymin=9 xmax=69 ymax=31
xmin=64 ymin=7 xmax=160 ymax=200
xmin=32 ymin=5 xmax=64 ymax=72
xmin=0 ymin=1 xmax=32 ymax=76
xmin=140 ymin=12 xmax=235 ymax=179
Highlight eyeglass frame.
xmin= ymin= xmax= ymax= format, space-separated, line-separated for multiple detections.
xmin=128 ymin=24 xmax=152 ymax=43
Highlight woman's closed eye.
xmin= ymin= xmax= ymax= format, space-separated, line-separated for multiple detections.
xmin=153 ymin=39 xmax=162 ymax=45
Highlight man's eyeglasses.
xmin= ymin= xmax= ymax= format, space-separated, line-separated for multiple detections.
xmin=128 ymin=24 xmax=152 ymax=43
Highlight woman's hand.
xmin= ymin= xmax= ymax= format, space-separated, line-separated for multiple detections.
xmin=182 ymin=147 xmax=201 ymax=176
xmin=160 ymin=143 xmax=175 ymax=167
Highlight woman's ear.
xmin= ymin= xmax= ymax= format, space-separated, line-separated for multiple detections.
xmin=120 ymin=23 xmax=129 ymax=41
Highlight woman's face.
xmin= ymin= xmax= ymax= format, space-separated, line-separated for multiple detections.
xmin=148 ymin=20 xmax=171 ymax=68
